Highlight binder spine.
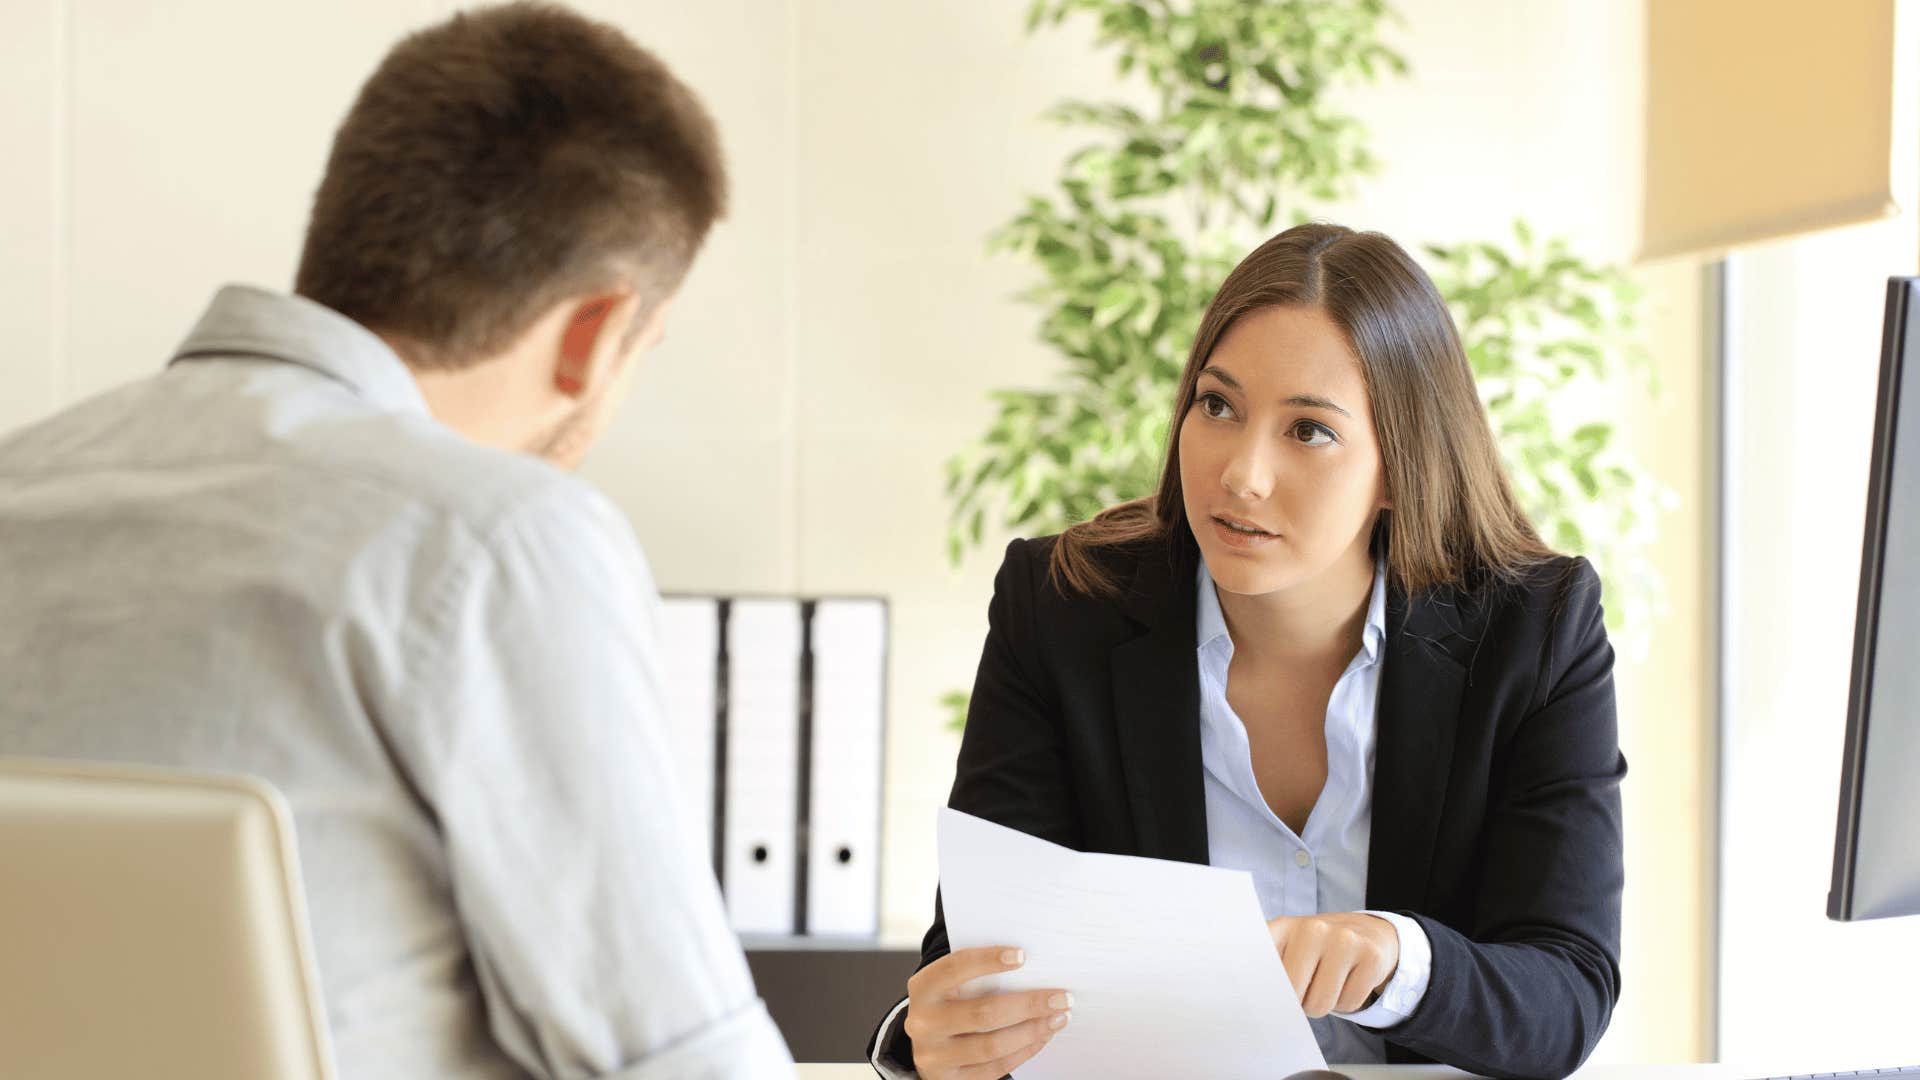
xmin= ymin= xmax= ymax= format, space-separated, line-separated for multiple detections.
xmin=793 ymin=600 xmax=817 ymax=935
xmin=683 ymin=593 xmax=886 ymax=940
xmin=712 ymin=598 xmax=731 ymax=888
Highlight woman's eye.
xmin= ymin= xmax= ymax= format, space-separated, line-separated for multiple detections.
xmin=1291 ymin=419 xmax=1336 ymax=446
xmin=1198 ymin=392 xmax=1236 ymax=420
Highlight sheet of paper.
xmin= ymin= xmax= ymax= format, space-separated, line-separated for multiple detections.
xmin=938 ymin=807 xmax=1326 ymax=1079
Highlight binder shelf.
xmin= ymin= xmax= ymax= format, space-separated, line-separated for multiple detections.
xmin=657 ymin=595 xmax=889 ymax=940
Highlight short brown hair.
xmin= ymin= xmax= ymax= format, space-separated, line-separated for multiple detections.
xmin=1052 ymin=223 xmax=1559 ymax=600
xmin=294 ymin=2 xmax=726 ymax=368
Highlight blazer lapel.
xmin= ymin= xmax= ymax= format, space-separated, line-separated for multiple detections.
xmin=1110 ymin=540 xmax=1211 ymax=866
xmin=1367 ymin=581 xmax=1474 ymax=913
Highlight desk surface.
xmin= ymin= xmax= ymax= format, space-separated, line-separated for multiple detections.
xmin=798 ymin=1066 xmax=1753 ymax=1079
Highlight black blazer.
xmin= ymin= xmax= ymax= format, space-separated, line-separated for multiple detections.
xmin=876 ymin=533 xmax=1625 ymax=1080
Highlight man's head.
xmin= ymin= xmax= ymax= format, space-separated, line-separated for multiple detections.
xmin=294 ymin=2 xmax=725 ymax=467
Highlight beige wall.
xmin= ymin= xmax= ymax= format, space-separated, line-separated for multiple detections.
xmin=0 ymin=0 xmax=1712 ymax=1063
xmin=1606 ymin=258 xmax=1713 ymax=1063
xmin=0 ymin=0 xmax=60 ymax=434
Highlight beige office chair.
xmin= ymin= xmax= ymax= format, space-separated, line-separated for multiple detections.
xmin=0 ymin=757 xmax=336 ymax=1080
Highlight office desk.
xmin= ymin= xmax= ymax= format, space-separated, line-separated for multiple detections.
xmin=797 ymin=1065 xmax=1752 ymax=1079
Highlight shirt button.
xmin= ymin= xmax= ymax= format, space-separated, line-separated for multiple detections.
xmin=1294 ymin=850 xmax=1311 ymax=868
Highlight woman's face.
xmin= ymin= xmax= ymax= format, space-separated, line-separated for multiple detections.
xmin=1178 ymin=304 xmax=1389 ymax=598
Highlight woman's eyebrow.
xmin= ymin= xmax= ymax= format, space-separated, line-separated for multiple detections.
xmin=1199 ymin=367 xmax=1352 ymax=418
xmin=1285 ymin=393 xmax=1352 ymax=419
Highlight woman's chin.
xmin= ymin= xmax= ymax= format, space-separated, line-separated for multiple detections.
xmin=1197 ymin=544 xmax=1298 ymax=596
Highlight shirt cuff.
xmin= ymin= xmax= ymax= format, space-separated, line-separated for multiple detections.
xmin=869 ymin=996 xmax=917 ymax=1079
xmin=1336 ymin=910 xmax=1432 ymax=1029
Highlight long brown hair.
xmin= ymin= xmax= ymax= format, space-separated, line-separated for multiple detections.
xmin=1050 ymin=222 xmax=1558 ymax=600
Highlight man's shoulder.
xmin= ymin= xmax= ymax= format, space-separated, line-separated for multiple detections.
xmin=347 ymin=414 xmax=619 ymax=543
xmin=311 ymin=413 xmax=653 ymax=604
xmin=0 ymin=366 xmax=634 ymax=579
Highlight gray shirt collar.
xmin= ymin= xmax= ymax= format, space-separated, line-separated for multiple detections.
xmin=169 ymin=285 xmax=430 ymax=416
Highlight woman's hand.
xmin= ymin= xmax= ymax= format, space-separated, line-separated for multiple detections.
xmin=903 ymin=946 xmax=1073 ymax=1080
xmin=1265 ymin=912 xmax=1401 ymax=1018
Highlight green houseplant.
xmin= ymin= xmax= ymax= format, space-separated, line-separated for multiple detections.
xmin=942 ymin=0 xmax=1660 ymax=724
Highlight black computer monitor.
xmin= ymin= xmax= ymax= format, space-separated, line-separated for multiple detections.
xmin=1828 ymin=276 xmax=1920 ymax=922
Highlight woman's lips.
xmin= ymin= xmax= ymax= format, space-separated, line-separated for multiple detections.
xmin=1209 ymin=514 xmax=1279 ymax=550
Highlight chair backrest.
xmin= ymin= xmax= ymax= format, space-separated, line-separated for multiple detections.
xmin=0 ymin=757 xmax=336 ymax=1080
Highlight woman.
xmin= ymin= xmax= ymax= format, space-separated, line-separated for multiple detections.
xmin=868 ymin=224 xmax=1624 ymax=1080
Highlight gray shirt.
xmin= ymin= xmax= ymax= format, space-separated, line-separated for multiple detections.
xmin=0 ymin=286 xmax=795 ymax=1079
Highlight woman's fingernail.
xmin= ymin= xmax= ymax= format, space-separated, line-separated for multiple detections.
xmin=1002 ymin=948 xmax=1025 ymax=966
xmin=1048 ymin=992 xmax=1073 ymax=1010
xmin=1050 ymin=1011 xmax=1071 ymax=1030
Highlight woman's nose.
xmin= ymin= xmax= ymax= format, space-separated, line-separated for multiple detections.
xmin=1220 ymin=439 xmax=1275 ymax=501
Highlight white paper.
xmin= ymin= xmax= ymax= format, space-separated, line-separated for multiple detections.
xmin=937 ymin=807 xmax=1326 ymax=1079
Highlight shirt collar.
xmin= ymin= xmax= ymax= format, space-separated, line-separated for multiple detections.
xmin=168 ymin=285 xmax=430 ymax=416
xmin=1196 ymin=561 xmax=1234 ymax=654
xmin=1196 ymin=556 xmax=1389 ymax=665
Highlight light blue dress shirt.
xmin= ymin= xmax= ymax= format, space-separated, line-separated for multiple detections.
xmin=1196 ymin=557 xmax=1433 ymax=1064
xmin=0 ymin=286 xmax=794 ymax=1079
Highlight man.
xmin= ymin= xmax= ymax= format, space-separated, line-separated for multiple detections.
xmin=0 ymin=4 xmax=793 ymax=1076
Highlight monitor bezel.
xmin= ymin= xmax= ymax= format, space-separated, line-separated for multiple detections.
xmin=1828 ymin=276 xmax=1919 ymax=921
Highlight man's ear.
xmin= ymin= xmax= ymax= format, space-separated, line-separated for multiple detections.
xmin=554 ymin=291 xmax=642 ymax=398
